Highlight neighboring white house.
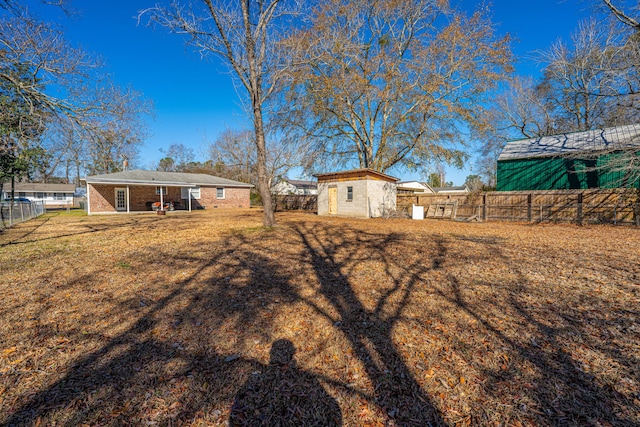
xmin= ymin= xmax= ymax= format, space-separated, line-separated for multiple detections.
xmin=1 ymin=182 xmax=75 ymax=207
xmin=396 ymin=181 xmax=435 ymax=194
xmin=315 ymin=168 xmax=398 ymax=218
xmin=272 ymin=179 xmax=318 ymax=195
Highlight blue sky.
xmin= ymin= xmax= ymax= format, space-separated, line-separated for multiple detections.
xmin=35 ymin=0 xmax=593 ymax=184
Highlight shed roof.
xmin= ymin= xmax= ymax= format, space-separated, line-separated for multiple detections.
xmin=314 ymin=168 xmax=398 ymax=183
xmin=82 ymin=170 xmax=253 ymax=188
xmin=498 ymin=124 xmax=640 ymax=161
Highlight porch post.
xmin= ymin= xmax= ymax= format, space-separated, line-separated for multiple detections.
xmin=86 ymin=184 xmax=91 ymax=215
xmin=188 ymin=188 xmax=192 ymax=212
xmin=160 ymin=187 xmax=164 ymax=211
xmin=126 ymin=185 xmax=130 ymax=213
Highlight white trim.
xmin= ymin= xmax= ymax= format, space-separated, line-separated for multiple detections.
xmin=87 ymin=184 xmax=91 ymax=215
xmin=126 ymin=185 xmax=130 ymax=213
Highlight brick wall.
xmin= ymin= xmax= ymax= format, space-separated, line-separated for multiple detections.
xmin=199 ymin=187 xmax=250 ymax=208
xmin=88 ymin=184 xmax=251 ymax=213
xmin=88 ymin=184 xmax=117 ymax=213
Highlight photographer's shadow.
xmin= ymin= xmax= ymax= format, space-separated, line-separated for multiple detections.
xmin=229 ymin=339 xmax=342 ymax=426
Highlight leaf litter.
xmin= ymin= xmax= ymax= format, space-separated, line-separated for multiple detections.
xmin=0 ymin=209 xmax=638 ymax=426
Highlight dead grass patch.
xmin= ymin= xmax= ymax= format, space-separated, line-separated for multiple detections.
xmin=0 ymin=209 xmax=638 ymax=426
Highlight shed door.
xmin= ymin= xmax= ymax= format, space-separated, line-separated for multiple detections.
xmin=328 ymin=187 xmax=338 ymax=215
xmin=114 ymin=188 xmax=127 ymax=211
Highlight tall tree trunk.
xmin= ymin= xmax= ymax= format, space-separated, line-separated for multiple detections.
xmin=254 ymin=106 xmax=276 ymax=227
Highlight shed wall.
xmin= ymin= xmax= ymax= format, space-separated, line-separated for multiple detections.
xmin=366 ymin=180 xmax=397 ymax=217
xmin=317 ymin=178 xmax=396 ymax=218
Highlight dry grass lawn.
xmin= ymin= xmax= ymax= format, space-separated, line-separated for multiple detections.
xmin=0 ymin=209 xmax=638 ymax=426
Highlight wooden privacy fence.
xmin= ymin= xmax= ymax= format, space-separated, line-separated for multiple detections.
xmin=398 ymin=189 xmax=640 ymax=225
xmin=274 ymin=190 xmax=639 ymax=225
xmin=273 ymin=194 xmax=318 ymax=212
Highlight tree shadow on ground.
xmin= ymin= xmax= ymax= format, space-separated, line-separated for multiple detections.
xmin=433 ymin=233 xmax=639 ymax=426
xmin=2 ymin=217 xmax=637 ymax=426
xmin=2 ymin=225 xmax=351 ymax=426
xmin=230 ymin=339 xmax=342 ymax=426
xmin=290 ymin=222 xmax=447 ymax=426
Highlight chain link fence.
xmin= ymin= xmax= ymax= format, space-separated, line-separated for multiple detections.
xmin=0 ymin=201 xmax=46 ymax=230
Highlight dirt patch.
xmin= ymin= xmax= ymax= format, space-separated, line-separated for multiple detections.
xmin=1 ymin=209 xmax=638 ymax=426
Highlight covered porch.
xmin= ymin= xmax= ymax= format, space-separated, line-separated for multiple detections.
xmin=86 ymin=182 xmax=202 ymax=215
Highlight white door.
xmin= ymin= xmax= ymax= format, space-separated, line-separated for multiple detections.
xmin=115 ymin=188 xmax=127 ymax=211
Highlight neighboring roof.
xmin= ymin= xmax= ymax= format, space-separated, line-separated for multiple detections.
xmin=396 ymin=181 xmax=435 ymax=193
xmin=498 ymin=124 xmax=640 ymax=161
xmin=82 ymin=170 xmax=253 ymax=188
xmin=3 ymin=183 xmax=75 ymax=193
xmin=283 ymin=179 xmax=317 ymax=188
xmin=314 ymin=168 xmax=399 ymax=182
xmin=432 ymin=186 xmax=469 ymax=193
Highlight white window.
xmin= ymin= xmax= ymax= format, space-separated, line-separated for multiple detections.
xmin=36 ymin=192 xmax=46 ymax=198
xmin=181 ymin=187 xmax=201 ymax=199
xmin=53 ymin=193 xmax=66 ymax=200
xmin=216 ymin=187 xmax=225 ymax=199
xmin=156 ymin=186 xmax=167 ymax=195
xmin=347 ymin=186 xmax=353 ymax=201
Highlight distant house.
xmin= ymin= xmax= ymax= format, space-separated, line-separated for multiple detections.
xmin=315 ymin=168 xmax=398 ymax=218
xmin=497 ymin=124 xmax=640 ymax=191
xmin=272 ymin=178 xmax=318 ymax=195
xmin=1 ymin=182 xmax=75 ymax=207
xmin=82 ymin=170 xmax=253 ymax=214
xmin=396 ymin=181 xmax=435 ymax=194
xmin=431 ymin=185 xmax=470 ymax=194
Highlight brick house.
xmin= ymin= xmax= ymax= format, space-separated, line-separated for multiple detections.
xmin=315 ymin=169 xmax=398 ymax=218
xmin=82 ymin=170 xmax=253 ymax=215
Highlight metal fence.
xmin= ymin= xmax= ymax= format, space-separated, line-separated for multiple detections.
xmin=0 ymin=201 xmax=46 ymax=229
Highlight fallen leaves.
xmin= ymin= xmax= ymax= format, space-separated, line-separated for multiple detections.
xmin=0 ymin=210 xmax=638 ymax=426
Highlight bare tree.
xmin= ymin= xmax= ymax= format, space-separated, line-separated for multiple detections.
xmin=83 ymin=81 xmax=151 ymax=174
xmin=280 ymin=0 xmax=512 ymax=176
xmin=602 ymin=0 xmax=640 ymax=30
xmin=1 ymin=1 xmax=153 ymax=187
xmin=155 ymin=143 xmax=196 ymax=172
xmin=206 ymin=127 xmax=302 ymax=189
xmin=144 ymin=0 xmax=302 ymax=227
xmin=537 ymin=19 xmax=640 ymax=132
xmin=0 ymin=15 xmax=93 ymax=136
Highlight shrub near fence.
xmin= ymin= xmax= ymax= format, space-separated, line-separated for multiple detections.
xmin=0 ymin=201 xmax=46 ymax=229
xmin=398 ymin=189 xmax=640 ymax=225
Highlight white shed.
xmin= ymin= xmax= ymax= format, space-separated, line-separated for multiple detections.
xmin=315 ymin=168 xmax=398 ymax=218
